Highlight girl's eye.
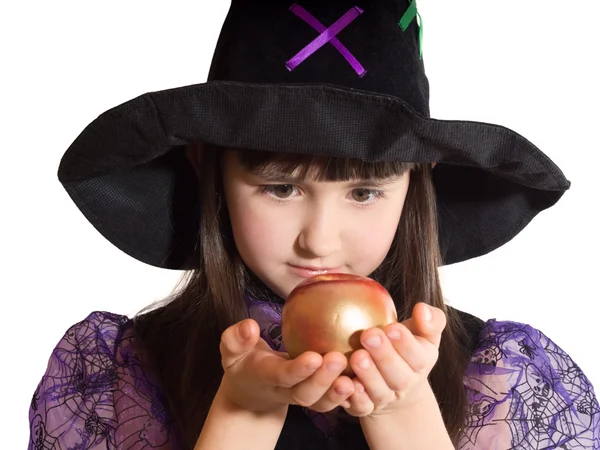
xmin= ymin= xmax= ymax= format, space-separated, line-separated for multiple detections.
xmin=351 ymin=188 xmax=384 ymax=204
xmin=262 ymin=184 xmax=297 ymax=199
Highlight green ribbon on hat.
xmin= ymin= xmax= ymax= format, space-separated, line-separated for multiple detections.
xmin=399 ymin=0 xmax=423 ymax=59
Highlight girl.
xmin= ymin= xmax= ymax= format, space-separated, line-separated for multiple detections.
xmin=28 ymin=1 xmax=599 ymax=449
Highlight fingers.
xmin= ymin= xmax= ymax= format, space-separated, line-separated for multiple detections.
xmin=343 ymin=380 xmax=374 ymax=417
xmin=352 ymin=327 xmax=416 ymax=395
xmin=220 ymin=319 xmax=261 ymax=369
xmin=260 ymin=350 xmax=324 ymax=388
xmin=401 ymin=303 xmax=446 ymax=348
xmin=382 ymin=323 xmax=433 ymax=374
xmin=306 ymin=374 xmax=355 ymax=413
xmin=282 ymin=352 xmax=350 ymax=408
xmin=340 ymin=304 xmax=447 ymax=418
xmin=342 ymin=307 xmax=444 ymax=417
xmin=221 ymin=319 xmax=326 ymax=388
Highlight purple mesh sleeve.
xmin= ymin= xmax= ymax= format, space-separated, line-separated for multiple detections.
xmin=459 ymin=319 xmax=600 ymax=449
xmin=28 ymin=312 xmax=177 ymax=450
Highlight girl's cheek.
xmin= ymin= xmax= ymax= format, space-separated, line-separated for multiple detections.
xmin=345 ymin=209 xmax=400 ymax=257
xmin=236 ymin=203 xmax=297 ymax=248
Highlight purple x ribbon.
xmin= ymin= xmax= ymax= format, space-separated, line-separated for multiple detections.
xmin=286 ymin=4 xmax=367 ymax=77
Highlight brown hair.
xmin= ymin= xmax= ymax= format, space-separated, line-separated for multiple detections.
xmin=133 ymin=144 xmax=473 ymax=448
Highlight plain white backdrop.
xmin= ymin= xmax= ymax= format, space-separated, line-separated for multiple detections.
xmin=2 ymin=0 xmax=599 ymax=446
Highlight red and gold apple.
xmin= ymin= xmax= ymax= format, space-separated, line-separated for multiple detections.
xmin=281 ymin=273 xmax=397 ymax=376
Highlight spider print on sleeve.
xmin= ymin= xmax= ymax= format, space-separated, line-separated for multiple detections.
xmin=28 ymin=312 xmax=178 ymax=450
xmin=460 ymin=320 xmax=600 ymax=449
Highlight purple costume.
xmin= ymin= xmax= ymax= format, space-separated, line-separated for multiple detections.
xmin=29 ymin=296 xmax=600 ymax=449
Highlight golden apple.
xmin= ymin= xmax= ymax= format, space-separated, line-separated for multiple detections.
xmin=281 ymin=273 xmax=397 ymax=376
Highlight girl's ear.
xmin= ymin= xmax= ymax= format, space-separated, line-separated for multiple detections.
xmin=185 ymin=142 xmax=203 ymax=178
xmin=431 ymin=162 xmax=437 ymax=169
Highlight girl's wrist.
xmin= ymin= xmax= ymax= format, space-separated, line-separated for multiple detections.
xmin=359 ymin=384 xmax=453 ymax=450
xmin=194 ymin=386 xmax=288 ymax=450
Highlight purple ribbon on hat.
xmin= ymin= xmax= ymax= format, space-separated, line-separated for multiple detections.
xmin=286 ymin=4 xmax=367 ymax=77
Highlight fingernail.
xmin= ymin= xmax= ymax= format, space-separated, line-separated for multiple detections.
xmin=306 ymin=361 xmax=321 ymax=371
xmin=386 ymin=327 xmax=402 ymax=340
xmin=423 ymin=304 xmax=432 ymax=322
xmin=327 ymin=361 xmax=345 ymax=373
xmin=358 ymin=358 xmax=370 ymax=369
xmin=240 ymin=322 xmax=252 ymax=340
xmin=363 ymin=335 xmax=381 ymax=349
xmin=335 ymin=386 xmax=349 ymax=396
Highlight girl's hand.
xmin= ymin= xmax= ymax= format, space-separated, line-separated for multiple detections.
xmin=341 ymin=302 xmax=446 ymax=417
xmin=218 ymin=318 xmax=356 ymax=414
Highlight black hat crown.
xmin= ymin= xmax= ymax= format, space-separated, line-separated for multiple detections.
xmin=208 ymin=0 xmax=429 ymax=116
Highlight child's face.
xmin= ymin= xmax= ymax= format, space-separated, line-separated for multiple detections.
xmin=222 ymin=151 xmax=410 ymax=299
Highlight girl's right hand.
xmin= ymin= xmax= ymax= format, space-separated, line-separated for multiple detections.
xmin=218 ymin=318 xmax=354 ymax=414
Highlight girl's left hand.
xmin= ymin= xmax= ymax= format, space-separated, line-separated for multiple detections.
xmin=341 ymin=302 xmax=446 ymax=417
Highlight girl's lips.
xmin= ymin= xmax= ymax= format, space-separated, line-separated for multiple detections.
xmin=288 ymin=265 xmax=341 ymax=278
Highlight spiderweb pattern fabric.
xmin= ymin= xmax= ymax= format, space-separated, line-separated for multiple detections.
xmin=29 ymin=312 xmax=178 ymax=450
xmin=459 ymin=320 xmax=600 ymax=449
xmin=28 ymin=307 xmax=599 ymax=449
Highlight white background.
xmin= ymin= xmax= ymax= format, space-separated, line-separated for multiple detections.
xmin=1 ymin=0 xmax=599 ymax=446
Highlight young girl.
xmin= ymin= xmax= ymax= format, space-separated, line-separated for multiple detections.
xmin=28 ymin=1 xmax=599 ymax=449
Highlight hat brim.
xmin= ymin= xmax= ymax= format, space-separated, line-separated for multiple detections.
xmin=58 ymin=80 xmax=569 ymax=269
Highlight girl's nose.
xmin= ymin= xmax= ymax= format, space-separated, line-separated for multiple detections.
xmin=297 ymin=206 xmax=342 ymax=258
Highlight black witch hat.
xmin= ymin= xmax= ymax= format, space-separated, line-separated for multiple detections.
xmin=57 ymin=0 xmax=570 ymax=269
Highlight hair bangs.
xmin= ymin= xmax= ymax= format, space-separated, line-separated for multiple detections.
xmin=235 ymin=149 xmax=415 ymax=182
